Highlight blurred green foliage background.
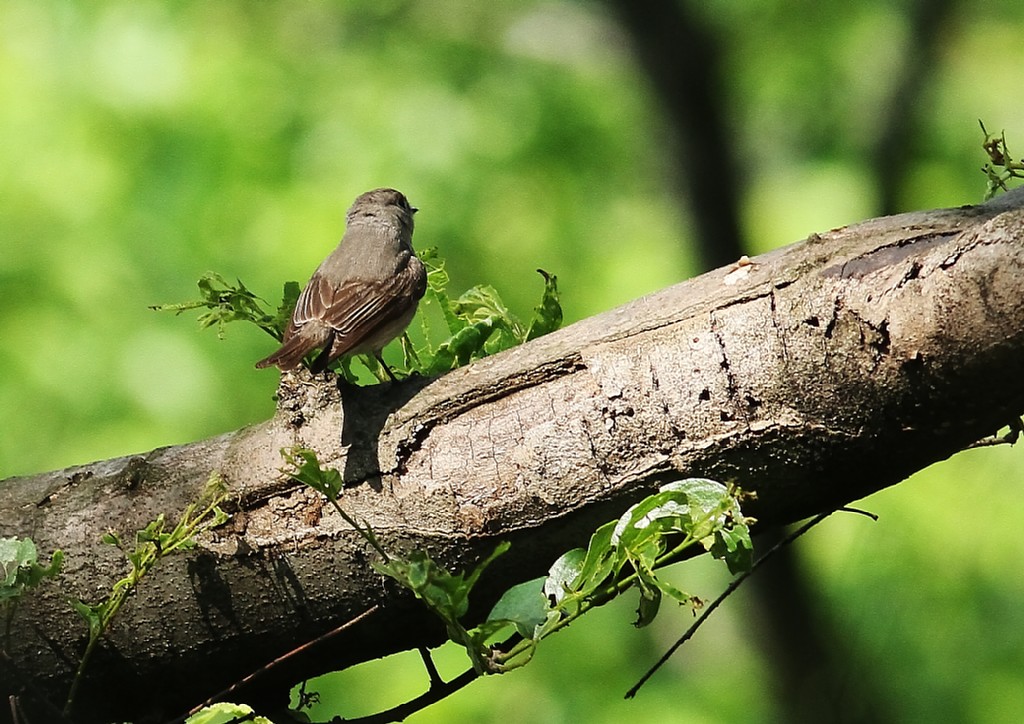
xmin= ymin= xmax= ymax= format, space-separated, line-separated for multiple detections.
xmin=2 ymin=1 xmax=1023 ymax=723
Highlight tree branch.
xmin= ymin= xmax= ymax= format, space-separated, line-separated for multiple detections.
xmin=3 ymin=191 xmax=1024 ymax=722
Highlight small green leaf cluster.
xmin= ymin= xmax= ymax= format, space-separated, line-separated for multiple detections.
xmin=73 ymin=495 xmax=229 ymax=637
xmin=280 ymin=445 xmax=344 ymax=501
xmin=279 ymin=446 xmax=388 ymax=561
xmin=283 ymin=455 xmax=752 ymax=680
xmin=374 ymin=543 xmax=510 ymax=675
xmin=980 ymin=120 xmax=1024 ymax=200
xmin=478 ymin=479 xmax=753 ymax=670
xmin=279 ymin=445 xmax=512 ymax=675
xmin=281 ymin=454 xmax=754 ymax=718
xmin=152 ymin=251 xmax=561 ymax=382
xmin=150 ymin=272 xmax=296 ymax=342
xmin=415 ymin=252 xmax=561 ymax=376
xmin=65 ymin=473 xmax=230 ymax=715
xmin=1 ymin=536 xmax=63 ymax=648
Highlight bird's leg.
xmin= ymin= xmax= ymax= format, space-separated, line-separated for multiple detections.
xmin=374 ymin=351 xmax=399 ymax=382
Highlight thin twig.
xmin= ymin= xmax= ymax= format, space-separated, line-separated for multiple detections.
xmin=340 ymin=667 xmax=480 ymax=724
xmin=418 ymin=647 xmax=443 ymax=688
xmin=966 ymin=417 xmax=1023 ymax=449
xmin=625 ymin=511 xmax=845 ymax=699
xmin=174 ymin=605 xmax=380 ymax=723
xmin=221 ymin=712 xmax=257 ymax=724
xmin=838 ymin=506 xmax=879 ymax=521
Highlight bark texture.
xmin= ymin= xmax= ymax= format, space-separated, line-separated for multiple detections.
xmin=3 ymin=191 xmax=1024 ymax=721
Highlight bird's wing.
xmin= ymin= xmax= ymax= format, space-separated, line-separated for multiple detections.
xmin=293 ymin=261 xmax=424 ymax=357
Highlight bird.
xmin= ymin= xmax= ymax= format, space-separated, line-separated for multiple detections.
xmin=255 ymin=188 xmax=427 ymax=379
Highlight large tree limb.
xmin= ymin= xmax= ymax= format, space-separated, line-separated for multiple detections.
xmin=3 ymin=191 xmax=1024 ymax=722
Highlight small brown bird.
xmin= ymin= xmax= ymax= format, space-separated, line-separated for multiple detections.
xmin=255 ymin=188 xmax=427 ymax=377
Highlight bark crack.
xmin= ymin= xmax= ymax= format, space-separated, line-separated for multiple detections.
xmin=709 ymin=309 xmax=747 ymax=427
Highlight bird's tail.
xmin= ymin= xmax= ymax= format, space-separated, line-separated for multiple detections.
xmin=255 ymin=328 xmax=331 ymax=371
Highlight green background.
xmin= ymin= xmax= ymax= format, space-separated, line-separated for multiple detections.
xmin=2 ymin=1 xmax=1023 ymax=722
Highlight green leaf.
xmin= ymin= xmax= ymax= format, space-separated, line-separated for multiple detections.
xmin=567 ymin=520 xmax=618 ymax=599
xmin=375 ymin=542 xmax=510 ymax=626
xmin=281 ymin=447 xmax=344 ymax=500
xmin=543 ymin=548 xmax=586 ymax=605
xmin=480 ymin=479 xmax=751 ymax=675
xmin=333 ymin=355 xmax=360 ymax=384
xmin=613 ymin=479 xmax=735 ymax=553
xmin=415 ymin=260 xmax=561 ymax=377
xmin=422 ymin=252 xmax=464 ymax=336
xmin=625 ymin=531 xmax=666 ymax=575
xmin=137 ymin=515 xmax=166 ymax=543
xmin=449 ymin=317 xmax=497 ymax=366
xmin=454 ymin=285 xmax=521 ymax=333
xmin=72 ymin=599 xmax=105 ymax=639
xmin=209 ymin=506 xmax=230 ymax=528
xmin=186 ymin=702 xmax=275 ymax=724
xmin=464 ymin=541 xmax=511 ymax=590
xmin=634 ymin=572 xmax=662 ymax=628
xmin=485 ymin=576 xmax=549 ymax=639
xmin=482 ymin=323 xmax=520 ymax=356
xmin=651 ymin=572 xmax=697 ymax=606
xmin=24 ymin=549 xmax=63 ymax=588
xmin=668 ymin=478 xmax=732 ymax=534
xmin=468 ymin=618 xmax=517 ymax=646
xmin=1 ymin=537 xmax=63 ymax=602
xmin=525 ymin=269 xmax=562 ymax=341
xmin=272 ymin=281 xmax=301 ymax=341
xmin=424 ymin=318 xmax=497 ymax=374
xmin=175 ymin=538 xmax=198 ymax=552
xmin=569 ymin=480 xmax=747 ymax=625
xmin=710 ymin=524 xmax=754 ymax=574
xmin=423 ymin=343 xmax=457 ymax=376
xmin=0 ymin=537 xmax=36 ymax=588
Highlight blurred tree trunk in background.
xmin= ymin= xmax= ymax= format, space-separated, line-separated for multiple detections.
xmin=869 ymin=0 xmax=960 ymax=216
xmin=609 ymin=0 xmax=745 ymax=270
xmin=609 ymin=0 xmax=957 ymax=720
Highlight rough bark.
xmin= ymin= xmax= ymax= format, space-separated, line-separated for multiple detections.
xmin=3 ymin=191 xmax=1024 ymax=722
